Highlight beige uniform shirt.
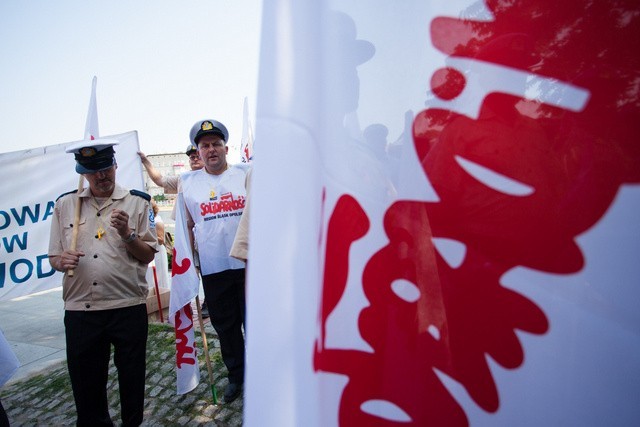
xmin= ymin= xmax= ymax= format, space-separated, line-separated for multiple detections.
xmin=161 ymin=174 xmax=181 ymax=220
xmin=48 ymin=184 xmax=159 ymax=311
xmin=230 ymin=167 xmax=252 ymax=261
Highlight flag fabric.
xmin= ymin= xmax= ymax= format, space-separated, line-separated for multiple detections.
xmin=169 ymin=193 xmax=200 ymax=394
xmin=84 ymin=76 xmax=99 ymax=140
xmin=240 ymin=96 xmax=254 ymax=163
xmin=246 ymin=1 xmax=640 ymax=426
xmin=0 ymin=328 xmax=19 ymax=386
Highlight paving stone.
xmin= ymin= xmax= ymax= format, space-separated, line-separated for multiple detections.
xmin=228 ymin=412 xmax=244 ymax=427
xmin=149 ymin=385 xmax=163 ymax=397
xmin=45 ymin=399 xmax=61 ymax=410
xmin=149 ymin=372 xmax=163 ymax=384
xmin=203 ymin=404 xmax=217 ymax=417
xmin=176 ymin=415 xmax=192 ymax=424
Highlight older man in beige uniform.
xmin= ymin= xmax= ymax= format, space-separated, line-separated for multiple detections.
xmin=48 ymin=138 xmax=158 ymax=427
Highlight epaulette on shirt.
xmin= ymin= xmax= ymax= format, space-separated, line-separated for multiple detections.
xmin=129 ymin=189 xmax=151 ymax=201
xmin=56 ymin=189 xmax=78 ymax=202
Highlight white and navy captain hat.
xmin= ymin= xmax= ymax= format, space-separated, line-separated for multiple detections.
xmin=189 ymin=119 xmax=229 ymax=147
xmin=65 ymin=138 xmax=119 ymax=174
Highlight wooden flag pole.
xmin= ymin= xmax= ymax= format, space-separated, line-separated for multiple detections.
xmin=151 ymin=266 xmax=165 ymax=323
xmin=195 ymin=295 xmax=218 ymax=404
xmin=68 ymin=175 xmax=84 ymax=277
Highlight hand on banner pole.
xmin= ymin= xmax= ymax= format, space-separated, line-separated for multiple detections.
xmin=54 ymin=250 xmax=85 ymax=273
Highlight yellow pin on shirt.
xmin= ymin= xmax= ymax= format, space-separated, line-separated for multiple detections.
xmin=97 ymin=226 xmax=105 ymax=240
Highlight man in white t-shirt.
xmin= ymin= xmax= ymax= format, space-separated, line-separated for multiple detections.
xmin=180 ymin=119 xmax=249 ymax=403
xmin=137 ymin=146 xmax=211 ymax=318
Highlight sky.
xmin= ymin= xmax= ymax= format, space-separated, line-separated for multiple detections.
xmin=0 ymin=0 xmax=263 ymax=163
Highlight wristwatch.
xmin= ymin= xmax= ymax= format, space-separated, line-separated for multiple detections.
xmin=122 ymin=231 xmax=137 ymax=243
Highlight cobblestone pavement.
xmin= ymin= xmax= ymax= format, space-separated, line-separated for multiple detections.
xmin=0 ymin=320 xmax=243 ymax=426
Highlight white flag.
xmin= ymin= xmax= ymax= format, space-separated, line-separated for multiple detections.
xmin=84 ymin=76 xmax=99 ymax=140
xmin=240 ymin=96 xmax=254 ymax=163
xmin=169 ymin=193 xmax=200 ymax=394
xmin=246 ymin=1 xmax=640 ymax=426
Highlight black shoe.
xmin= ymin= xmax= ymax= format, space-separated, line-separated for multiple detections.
xmin=223 ymin=382 xmax=243 ymax=403
xmin=201 ymin=300 xmax=209 ymax=318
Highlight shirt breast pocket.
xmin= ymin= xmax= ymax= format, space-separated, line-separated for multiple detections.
xmin=63 ymin=217 xmax=87 ymax=250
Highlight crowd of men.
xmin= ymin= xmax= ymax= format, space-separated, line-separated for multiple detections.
xmin=47 ymin=118 xmax=249 ymax=426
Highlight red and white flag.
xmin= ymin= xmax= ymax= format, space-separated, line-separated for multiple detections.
xmin=246 ymin=1 xmax=640 ymax=426
xmin=240 ymin=96 xmax=254 ymax=163
xmin=169 ymin=193 xmax=200 ymax=394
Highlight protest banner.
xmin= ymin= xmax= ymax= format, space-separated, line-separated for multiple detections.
xmin=0 ymin=131 xmax=145 ymax=301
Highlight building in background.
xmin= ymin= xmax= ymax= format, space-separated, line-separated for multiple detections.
xmin=140 ymin=152 xmax=187 ymax=207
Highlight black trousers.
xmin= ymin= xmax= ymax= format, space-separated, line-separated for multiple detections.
xmin=202 ymin=269 xmax=246 ymax=384
xmin=64 ymin=304 xmax=148 ymax=427
xmin=0 ymin=399 xmax=8 ymax=427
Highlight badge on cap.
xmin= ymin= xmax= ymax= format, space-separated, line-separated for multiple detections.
xmin=65 ymin=138 xmax=120 ymax=154
xmin=80 ymin=147 xmax=98 ymax=158
xmin=190 ymin=118 xmax=229 ymax=145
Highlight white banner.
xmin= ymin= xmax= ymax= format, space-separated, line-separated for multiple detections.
xmin=0 ymin=131 xmax=145 ymax=301
xmin=247 ymin=1 xmax=640 ymax=426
